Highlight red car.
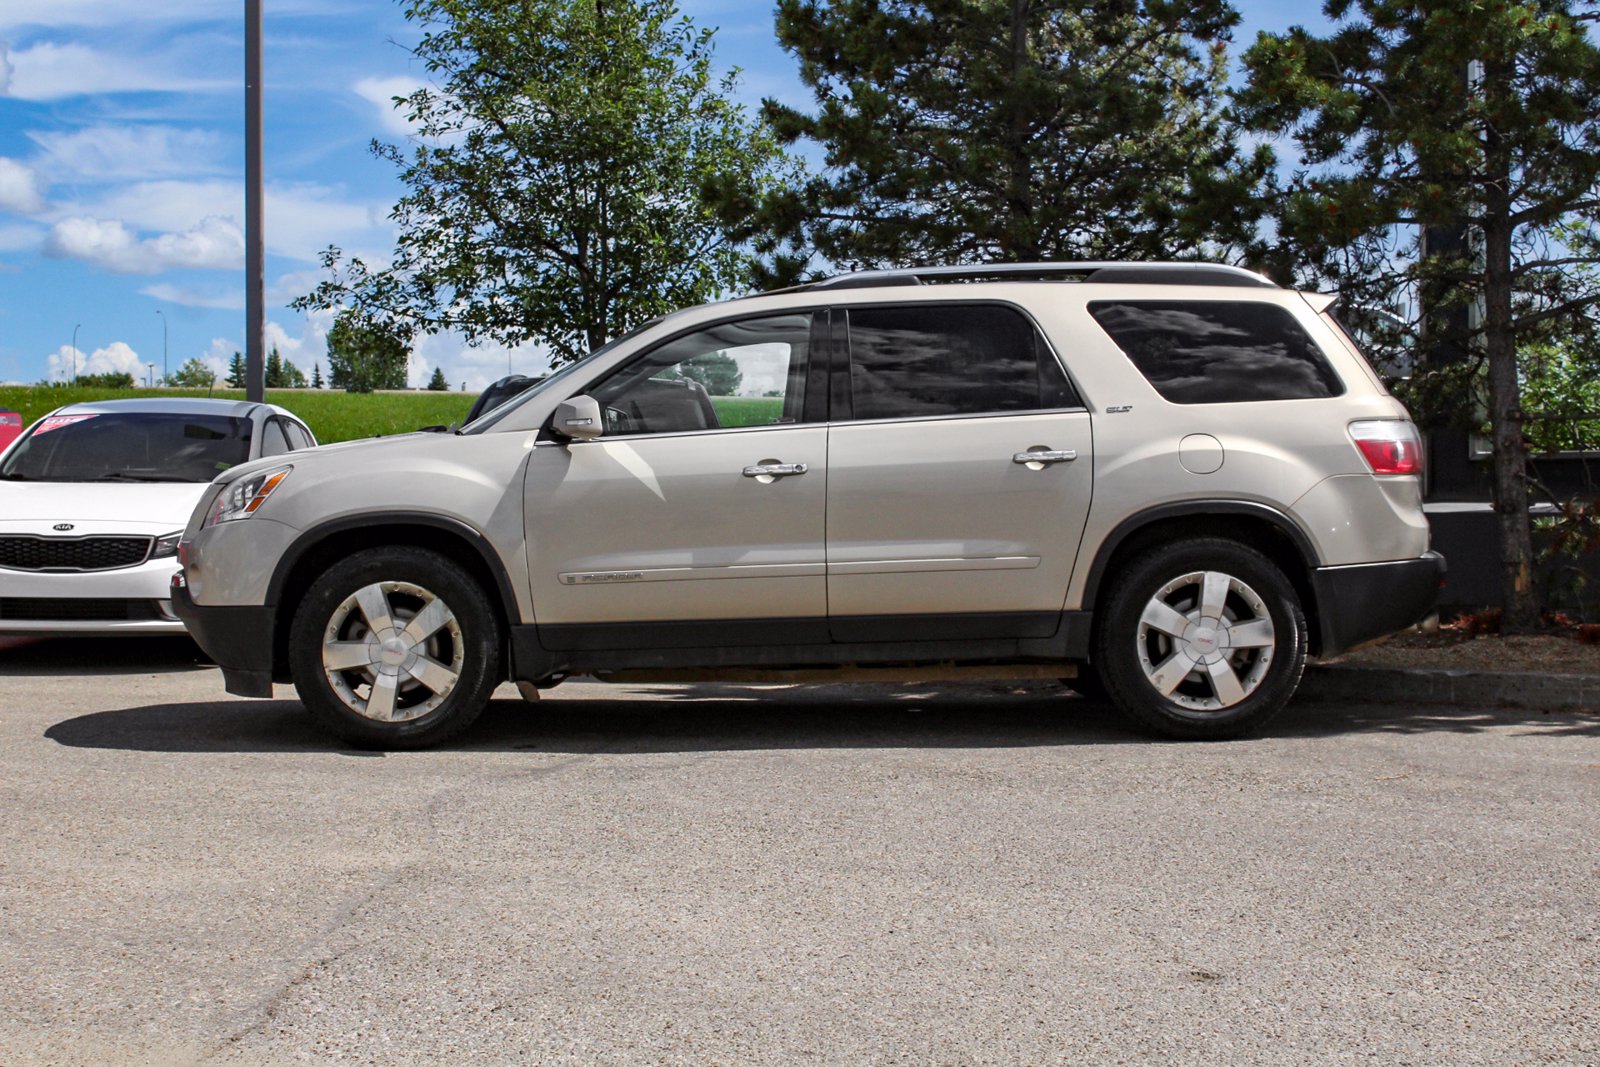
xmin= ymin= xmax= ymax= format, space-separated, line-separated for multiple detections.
xmin=0 ymin=410 xmax=21 ymax=453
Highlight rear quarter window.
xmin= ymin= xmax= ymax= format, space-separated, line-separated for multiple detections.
xmin=1088 ymin=300 xmax=1344 ymax=404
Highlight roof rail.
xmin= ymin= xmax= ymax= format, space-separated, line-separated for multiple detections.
xmin=803 ymin=261 xmax=1278 ymax=291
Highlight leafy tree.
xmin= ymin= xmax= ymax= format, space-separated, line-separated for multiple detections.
xmin=225 ymin=352 xmax=247 ymax=389
xmin=426 ymin=366 xmax=450 ymax=391
xmin=326 ymin=310 xmax=409 ymax=393
xmin=1237 ymin=0 xmax=1600 ymax=631
xmin=76 ymin=372 xmax=136 ymax=388
xmin=167 ymin=358 xmax=217 ymax=389
xmin=293 ymin=0 xmax=798 ymax=365
xmin=752 ymin=0 xmax=1272 ymax=277
xmin=311 ymin=362 xmax=325 ymax=390
xmin=674 ymin=351 xmax=741 ymax=395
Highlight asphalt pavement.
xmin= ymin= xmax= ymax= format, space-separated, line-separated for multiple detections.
xmin=1 ymin=635 xmax=1596 ymax=1065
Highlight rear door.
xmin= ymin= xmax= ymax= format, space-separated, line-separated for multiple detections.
xmin=825 ymin=302 xmax=1094 ymax=641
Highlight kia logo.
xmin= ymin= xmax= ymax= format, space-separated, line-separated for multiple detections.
xmin=53 ymin=523 xmax=74 ymax=531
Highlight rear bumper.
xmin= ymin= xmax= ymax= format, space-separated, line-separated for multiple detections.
xmin=1312 ymin=550 xmax=1446 ymax=657
xmin=171 ymin=581 xmax=277 ymax=697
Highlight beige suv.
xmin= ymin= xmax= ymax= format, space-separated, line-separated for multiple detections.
xmin=174 ymin=262 xmax=1443 ymax=747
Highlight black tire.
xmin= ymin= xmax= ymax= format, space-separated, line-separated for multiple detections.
xmin=1094 ymin=538 xmax=1306 ymax=740
xmin=288 ymin=546 xmax=503 ymax=749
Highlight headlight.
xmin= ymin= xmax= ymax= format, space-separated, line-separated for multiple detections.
xmin=207 ymin=465 xmax=292 ymax=525
xmin=150 ymin=531 xmax=183 ymax=559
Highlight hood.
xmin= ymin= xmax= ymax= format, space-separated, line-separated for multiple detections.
xmin=0 ymin=481 xmax=207 ymax=534
xmin=216 ymin=432 xmax=436 ymax=485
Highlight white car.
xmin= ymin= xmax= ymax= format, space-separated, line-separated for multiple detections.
xmin=0 ymin=397 xmax=316 ymax=635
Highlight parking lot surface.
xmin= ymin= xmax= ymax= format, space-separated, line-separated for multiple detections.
xmin=1 ymin=636 xmax=1597 ymax=1065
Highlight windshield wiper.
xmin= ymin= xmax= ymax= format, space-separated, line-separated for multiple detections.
xmin=0 ymin=472 xmax=29 ymax=481
xmin=96 ymin=472 xmax=195 ymax=483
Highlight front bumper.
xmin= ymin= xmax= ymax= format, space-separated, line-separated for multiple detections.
xmin=1312 ymin=550 xmax=1446 ymax=657
xmin=171 ymin=580 xmax=277 ymax=696
xmin=0 ymin=558 xmax=188 ymax=635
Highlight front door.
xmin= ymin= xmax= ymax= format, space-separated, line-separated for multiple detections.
xmin=825 ymin=302 xmax=1094 ymax=642
xmin=526 ymin=312 xmax=828 ymax=649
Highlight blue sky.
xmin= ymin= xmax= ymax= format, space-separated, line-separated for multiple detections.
xmin=0 ymin=0 xmax=1320 ymax=390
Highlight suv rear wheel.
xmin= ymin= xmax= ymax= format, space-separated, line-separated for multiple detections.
xmin=1095 ymin=538 xmax=1305 ymax=739
xmin=288 ymin=546 xmax=503 ymax=748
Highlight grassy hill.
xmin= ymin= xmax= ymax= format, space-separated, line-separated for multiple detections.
xmin=0 ymin=387 xmax=479 ymax=444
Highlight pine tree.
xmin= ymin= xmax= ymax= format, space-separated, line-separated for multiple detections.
xmin=311 ymin=362 xmax=325 ymax=389
xmin=265 ymin=346 xmax=284 ymax=388
xmin=226 ymin=352 xmax=246 ymax=389
xmin=427 ymin=366 xmax=449 ymax=391
xmin=752 ymin=0 xmax=1271 ymax=278
xmin=1237 ymin=0 xmax=1600 ymax=631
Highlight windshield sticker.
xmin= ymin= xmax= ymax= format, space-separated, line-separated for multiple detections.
xmin=32 ymin=414 xmax=98 ymax=435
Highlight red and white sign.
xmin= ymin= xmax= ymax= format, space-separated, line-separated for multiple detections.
xmin=31 ymin=414 xmax=98 ymax=436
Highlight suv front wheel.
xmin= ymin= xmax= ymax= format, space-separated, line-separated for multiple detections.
xmin=1095 ymin=538 xmax=1306 ymax=740
xmin=288 ymin=546 xmax=504 ymax=748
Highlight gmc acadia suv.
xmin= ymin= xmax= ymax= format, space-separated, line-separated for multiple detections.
xmin=174 ymin=262 xmax=1444 ymax=747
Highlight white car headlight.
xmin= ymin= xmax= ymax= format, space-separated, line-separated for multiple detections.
xmin=207 ymin=465 xmax=292 ymax=525
xmin=151 ymin=531 xmax=183 ymax=559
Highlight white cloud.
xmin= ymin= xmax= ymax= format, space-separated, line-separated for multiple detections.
xmin=45 ymin=214 xmax=243 ymax=274
xmin=411 ymin=332 xmax=555 ymax=392
xmin=198 ymin=309 xmax=336 ymax=382
xmin=62 ymin=179 xmax=392 ymax=264
xmin=0 ymin=0 xmax=226 ymax=31
xmin=0 ymin=41 xmax=13 ymax=95
xmin=0 ymin=157 xmax=44 ymax=213
xmin=353 ymin=77 xmax=426 ymax=137
xmin=28 ymin=124 xmax=221 ymax=181
xmin=140 ymin=282 xmax=244 ymax=310
xmin=3 ymin=42 xmax=230 ymax=101
xmin=45 ymin=340 xmax=146 ymax=382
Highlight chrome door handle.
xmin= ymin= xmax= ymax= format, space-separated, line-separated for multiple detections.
xmin=742 ymin=461 xmax=808 ymax=478
xmin=1013 ymin=449 xmax=1077 ymax=466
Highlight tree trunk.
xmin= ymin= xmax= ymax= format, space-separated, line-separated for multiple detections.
xmin=1480 ymin=76 xmax=1539 ymax=632
xmin=999 ymin=0 xmax=1036 ymax=261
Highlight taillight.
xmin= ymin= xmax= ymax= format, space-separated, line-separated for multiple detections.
xmin=1349 ymin=420 xmax=1423 ymax=476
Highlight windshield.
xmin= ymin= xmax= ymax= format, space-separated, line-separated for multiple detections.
xmin=461 ymin=317 xmax=665 ymax=434
xmin=0 ymin=412 xmax=254 ymax=482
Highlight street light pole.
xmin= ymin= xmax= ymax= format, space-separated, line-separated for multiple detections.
xmin=146 ymin=363 xmax=155 ymax=388
xmin=71 ymin=323 xmax=81 ymax=385
xmin=156 ymin=309 xmax=168 ymax=386
xmin=244 ymin=0 xmax=266 ymax=402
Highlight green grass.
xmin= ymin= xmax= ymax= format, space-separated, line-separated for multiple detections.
xmin=0 ymin=386 xmax=480 ymax=445
xmin=0 ymin=387 xmax=790 ymax=442
xmin=711 ymin=395 xmax=786 ymax=428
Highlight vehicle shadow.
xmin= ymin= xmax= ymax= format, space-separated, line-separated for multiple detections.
xmin=44 ymin=682 xmax=1141 ymax=754
xmin=0 ymin=635 xmax=210 ymax=676
xmin=42 ymin=680 xmax=1600 ymax=754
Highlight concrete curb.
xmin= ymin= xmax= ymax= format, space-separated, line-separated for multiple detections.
xmin=1301 ymin=663 xmax=1600 ymax=712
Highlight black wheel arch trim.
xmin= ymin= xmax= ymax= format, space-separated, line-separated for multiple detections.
xmin=264 ymin=512 xmax=521 ymax=625
xmin=1080 ymin=500 xmax=1322 ymax=607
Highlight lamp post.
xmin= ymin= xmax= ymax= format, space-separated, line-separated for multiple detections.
xmin=156 ymin=309 xmax=168 ymax=386
xmin=71 ymin=323 xmax=81 ymax=385
xmin=146 ymin=363 xmax=155 ymax=387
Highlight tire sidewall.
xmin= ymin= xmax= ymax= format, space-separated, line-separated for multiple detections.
xmin=288 ymin=546 xmax=503 ymax=748
xmin=1096 ymin=539 xmax=1306 ymax=739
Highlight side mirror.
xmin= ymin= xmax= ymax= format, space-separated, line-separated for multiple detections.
xmin=553 ymin=395 xmax=604 ymax=441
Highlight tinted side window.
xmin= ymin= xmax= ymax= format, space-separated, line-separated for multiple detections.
xmin=1088 ymin=301 xmax=1344 ymax=404
xmin=845 ymin=305 xmax=1077 ymax=420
